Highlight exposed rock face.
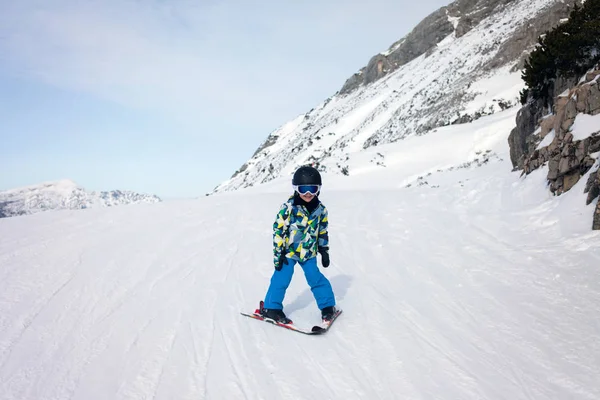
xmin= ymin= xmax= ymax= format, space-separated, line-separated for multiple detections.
xmin=512 ymin=66 xmax=600 ymax=229
xmin=508 ymin=98 xmax=545 ymax=169
xmin=451 ymin=0 xmax=516 ymax=38
xmin=339 ymin=6 xmax=454 ymax=95
xmin=585 ymin=168 xmax=600 ymax=229
xmin=486 ymin=0 xmax=582 ymax=72
xmin=340 ymin=0 xmax=580 ymax=95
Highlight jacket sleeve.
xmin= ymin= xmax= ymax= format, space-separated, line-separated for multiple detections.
xmin=318 ymin=206 xmax=329 ymax=251
xmin=273 ymin=203 xmax=291 ymax=267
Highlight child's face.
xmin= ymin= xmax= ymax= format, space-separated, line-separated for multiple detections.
xmin=299 ymin=192 xmax=316 ymax=202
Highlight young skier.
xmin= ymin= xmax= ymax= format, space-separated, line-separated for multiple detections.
xmin=260 ymin=165 xmax=337 ymax=325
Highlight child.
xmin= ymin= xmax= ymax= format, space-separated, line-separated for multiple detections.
xmin=261 ymin=165 xmax=337 ymax=324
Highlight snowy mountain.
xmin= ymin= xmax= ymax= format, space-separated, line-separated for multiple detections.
xmin=2 ymin=109 xmax=599 ymax=399
xmin=0 ymin=179 xmax=161 ymax=218
xmin=214 ymin=0 xmax=581 ymax=193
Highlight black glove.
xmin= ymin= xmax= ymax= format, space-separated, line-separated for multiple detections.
xmin=276 ymin=253 xmax=289 ymax=271
xmin=319 ymin=248 xmax=330 ymax=268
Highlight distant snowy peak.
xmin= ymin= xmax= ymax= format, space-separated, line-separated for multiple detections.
xmin=1 ymin=179 xmax=79 ymax=196
xmin=214 ymin=0 xmax=581 ymax=194
xmin=0 ymin=180 xmax=161 ymax=218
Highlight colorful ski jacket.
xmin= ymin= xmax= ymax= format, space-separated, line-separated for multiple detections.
xmin=273 ymin=196 xmax=329 ymax=267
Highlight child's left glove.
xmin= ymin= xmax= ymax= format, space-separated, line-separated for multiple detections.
xmin=318 ymin=247 xmax=330 ymax=268
xmin=276 ymin=253 xmax=289 ymax=271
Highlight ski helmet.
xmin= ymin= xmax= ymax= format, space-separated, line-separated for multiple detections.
xmin=292 ymin=165 xmax=322 ymax=185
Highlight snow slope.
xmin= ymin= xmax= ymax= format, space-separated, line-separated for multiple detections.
xmin=1 ymin=109 xmax=600 ymax=400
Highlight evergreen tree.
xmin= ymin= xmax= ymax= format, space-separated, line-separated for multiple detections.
xmin=521 ymin=0 xmax=600 ymax=106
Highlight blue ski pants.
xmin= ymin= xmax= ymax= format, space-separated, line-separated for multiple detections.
xmin=264 ymin=256 xmax=335 ymax=310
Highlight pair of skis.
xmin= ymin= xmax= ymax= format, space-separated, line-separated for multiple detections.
xmin=240 ymin=301 xmax=342 ymax=335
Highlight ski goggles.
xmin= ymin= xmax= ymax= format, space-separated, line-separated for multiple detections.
xmin=294 ymin=185 xmax=321 ymax=195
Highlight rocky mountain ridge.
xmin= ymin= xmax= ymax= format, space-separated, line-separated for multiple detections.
xmin=339 ymin=0 xmax=566 ymax=95
xmin=0 ymin=180 xmax=161 ymax=218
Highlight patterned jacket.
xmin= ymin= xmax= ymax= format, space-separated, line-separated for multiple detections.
xmin=273 ymin=196 xmax=329 ymax=266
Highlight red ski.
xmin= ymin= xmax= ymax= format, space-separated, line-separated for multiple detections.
xmin=240 ymin=302 xmax=342 ymax=335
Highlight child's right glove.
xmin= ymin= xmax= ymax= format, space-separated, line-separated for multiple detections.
xmin=318 ymin=247 xmax=330 ymax=268
xmin=276 ymin=253 xmax=289 ymax=271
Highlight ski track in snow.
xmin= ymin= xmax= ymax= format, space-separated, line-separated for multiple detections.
xmin=1 ymin=113 xmax=600 ymax=399
xmin=1 ymin=190 xmax=598 ymax=399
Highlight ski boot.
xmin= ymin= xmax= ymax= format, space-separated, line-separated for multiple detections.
xmin=321 ymin=306 xmax=337 ymax=322
xmin=259 ymin=301 xmax=292 ymax=324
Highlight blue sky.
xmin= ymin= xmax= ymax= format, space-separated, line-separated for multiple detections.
xmin=0 ymin=0 xmax=450 ymax=198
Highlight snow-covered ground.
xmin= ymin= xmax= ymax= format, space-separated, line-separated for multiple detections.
xmin=1 ymin=108 xmax=599 ymax=399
